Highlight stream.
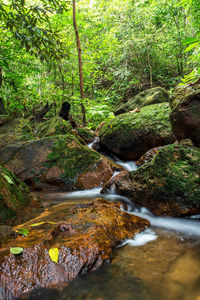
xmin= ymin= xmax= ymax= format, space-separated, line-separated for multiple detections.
xmin=16 ymin=150 xmax=200 ymax=300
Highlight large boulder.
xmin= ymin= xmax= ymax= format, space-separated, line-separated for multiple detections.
xmin=170 ymin=83 xmax=200 ymax=147
xmin=0 ymin=165 xmax=41 ymax=225
xmin=114 ymin=87 xmax=169 ymax=115
xmin=99 ymin=103 xmax=175 ymax=160
xmin=101 ymin=145 xmax=200 ymax=217
xmin=0 ymin=134 xmax=118 ymax=191
xmin=0 ymin=199 xmax=149 ymax=299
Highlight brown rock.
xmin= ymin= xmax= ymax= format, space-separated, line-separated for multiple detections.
xmin=170 ymin=83 xmax=200 ymax=147
xmin=0 ymin=199 xmax=149 ymax=298
xmin=136 ymin=146 xmax=162 ymax=166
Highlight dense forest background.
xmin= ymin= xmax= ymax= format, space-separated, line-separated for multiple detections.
xmin=0 ymin=0 xmax=200 ymax=128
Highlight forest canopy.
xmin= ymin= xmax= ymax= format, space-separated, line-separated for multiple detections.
xmin=0 ymin=0 xmax=199 ymax=127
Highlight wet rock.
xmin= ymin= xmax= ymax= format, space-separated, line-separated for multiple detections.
xmin=0 ymin=134 xmax=117 ymax=191
xmin=99 ymin=103 xmax=175 ymax=161
xmin=101 ymin=145 xmax=200 ymax=217
xmin=0 ymin=165 xmax=41 ymax=225
xmin=170 ymin=83 xmax=200 ymax=147
xmin=0 ymin=199 xmax=149 ymax=299
xmin=114 ymin=87 xmax=169 ymax=115
xmin=136 ymin=146 xmax=163 ymax=166
xmin=0 ymin=226 xmax=17 ymax=246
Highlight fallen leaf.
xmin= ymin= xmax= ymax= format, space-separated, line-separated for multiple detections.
xmin=49 ymin=248 xmax=59 ymax=263
xmin=10 ymin=247 xmax=24 ymax=255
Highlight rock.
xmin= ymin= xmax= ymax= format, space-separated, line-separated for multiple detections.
xmin=0 ymin=226 xmax=17 ymax=247
xmin=99 ymin=103 xmax=175 ymax=160
xmin=136 ymin=146 xmax=163 ymax=166
xmin=114 ymin=87 xmax=169 ymax=115
xmin=0 ymin=118 xmax=33 ymax=148
xmin=101 ymin=145 xmax=200 ymax=217
xmin=170 ymin=83 xmax=200 ymax=147
xmin=0 ymin=134 xmax=118 ymax=191
xmin=0 ymin=199 xmax=149 ymax=299
xmin=76 ymin=127 xmax=96 ymax=144
xmin=0 ymin=165 xmax=41 ymax=225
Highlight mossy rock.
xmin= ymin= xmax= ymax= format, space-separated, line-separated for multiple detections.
xmin=99 ymin=103 xmax=175 ymax=160
xmin=170 ymin=83 xmax=200 ymax=147
xmin=0 ymin=133 xmax=115 ymax=191
xmin=114 ymin=87 xmax=169 ymax=115
xmin=33 ymin=116 xmax=73 ymax=138
xmin=0 ymin=118 xmax=34 ymax=147
xmin=0 ymin=165 xmax=39 ymax=225
xmin=76 ymin=127 xmax=96 ymax=144
xmin=104 ymin=145 xmax=200 ymax=216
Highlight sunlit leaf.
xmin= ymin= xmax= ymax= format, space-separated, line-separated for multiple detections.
xmin=10 ymin=247 xmax=24 ymax=255
xmin=30 ymin=221 xmax=56 ymax=227
xmin=3 ymin=174 xmax=14 ymax=184
xmin=18 ymin=228 xmax=29 ymax=236
xmin=49 ymin=248 xmax=59 ymax=263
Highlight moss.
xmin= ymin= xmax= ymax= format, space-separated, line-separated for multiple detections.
xmin=132 ymin=144 xmax=200 ymax=207
xmin=34 ymin=116 xmax=73 ymax=138
xmin=0 ymin=165 xmax=32 ymax=224
xmin=115 ymin=87 xmax=169 ymax=115
xmin=45 ymin=134 xmax=100 ymax=185
xmin=76 ymin=127 xmax=95 ymax=143
xmin=100 ymin=103 xmax=171 ymax=142
xmin=170 ymin=84 xmax=200 ymax=110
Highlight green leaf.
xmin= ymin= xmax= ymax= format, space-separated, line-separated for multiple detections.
xmin=30 ymin=221 xmax=56 ymax=227
xmin=3 ymin=174 xmax=14 ymax=184
xmin=182 ymin=37 xmax=200 ymax=45
xmin=18 ymin=228 xmax=29 ymax=236
xmin=49 ymin=248 xmax=59 ymax=263
xmin=10 ymin=247 xmax=24 ymax=255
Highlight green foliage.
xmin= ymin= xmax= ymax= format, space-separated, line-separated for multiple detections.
xmin=10 ymin=246 xmax=24 ymax=255
xmin=0 ymin=0 xmax=199 ymax=122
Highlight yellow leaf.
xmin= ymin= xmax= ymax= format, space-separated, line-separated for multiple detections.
xmin=49 ymin=248 xmax=59 ymax=263
xmin=30 ymin=222 xmax=56 ymax=227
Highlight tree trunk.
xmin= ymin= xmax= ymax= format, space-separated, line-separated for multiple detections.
xmin=0 ymin=65 xmax=7 ymax=114
xmin=72 ymin=0 xmax=86 ymax=126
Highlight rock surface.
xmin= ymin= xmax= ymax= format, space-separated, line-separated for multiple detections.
xmin=0 ymin=199 xmax=149 ymax=299
xmin=0 ymin=121 xmax=119 ymax=191
xmin=136 ymin=146 xmax=163 ymax=166
xmin=170 ymin=83 xmax=200 ymax=147
xmin=101 ymin=145 xmax=200 ymax=216
xmin=114 ymin=87 xmax=169 ymax=115
xmin=0 ymin=165 xmax=41 ymax=225
xmin=99 ymin=103 xmax=175 ymax=160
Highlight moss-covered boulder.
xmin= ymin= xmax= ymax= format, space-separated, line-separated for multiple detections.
xmin=170 ymin=83 xmax=200 ymax=147
xmin=99 ymin=103 xmax=175 ymax=160
xmin=0 ymin=134 xmax=118 ymax=191
xmin=76 ymin=127 xmax=96 ymax=144
xmin=101 ymin=145 xmax=200 ymax=217
xmin=0 ymin=165 xmax=41 ymax=225
xmin=0 ymin=118 xmax=33 ymax=148
xmin=114 ymin=87 xmax=169 ymax=115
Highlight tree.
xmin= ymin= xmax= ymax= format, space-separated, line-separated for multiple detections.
xmin=72 ymin=0 xmax=86 ymax=125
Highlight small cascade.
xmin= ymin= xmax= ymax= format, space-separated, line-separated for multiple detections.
xmin=129 ymin=207 xmax=200 ymax=238
xmin=88 ymin=137 xmax=100 ymax=149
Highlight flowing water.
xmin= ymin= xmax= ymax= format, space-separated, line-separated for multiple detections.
xmin=13 ymin=153 xmax=200 ymax=300
xmin=31 ymin=185 xmax=200 ymax=300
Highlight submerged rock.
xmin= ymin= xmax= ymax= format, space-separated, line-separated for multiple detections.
xmin=99 ymin=103 xmax=175 ymax=160
xmin=0 ymin=199 xmax=149 ymax=299
xmin=101 ymin=145 xmax=200 ymax=217
xmin=114 ymin=87 xmax=169 ymax=115
xmin=170 ymin=83 xmax=200 ymax=147
xmin=0 ymin=165 xmax=41 ymax=225
xmin=0 ymin=226 xmax=17 ymax=247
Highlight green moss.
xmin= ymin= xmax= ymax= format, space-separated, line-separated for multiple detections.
xmin=0 ymin=165 xmax=31 ymax=224
xmin=45 ymin=134 xmax=100 ymax=185
xmin=132 ymin=144 xmax=200 ymax=207
xmin=34 ymin=116 xmax=73 ymax=138
xmin=100 ymin=103 xmax=171 ymax=141
xmin=76 ymin=127 xmax=95 ymax=143
xmin=115 ymin=87 xmax=169 ymax=114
